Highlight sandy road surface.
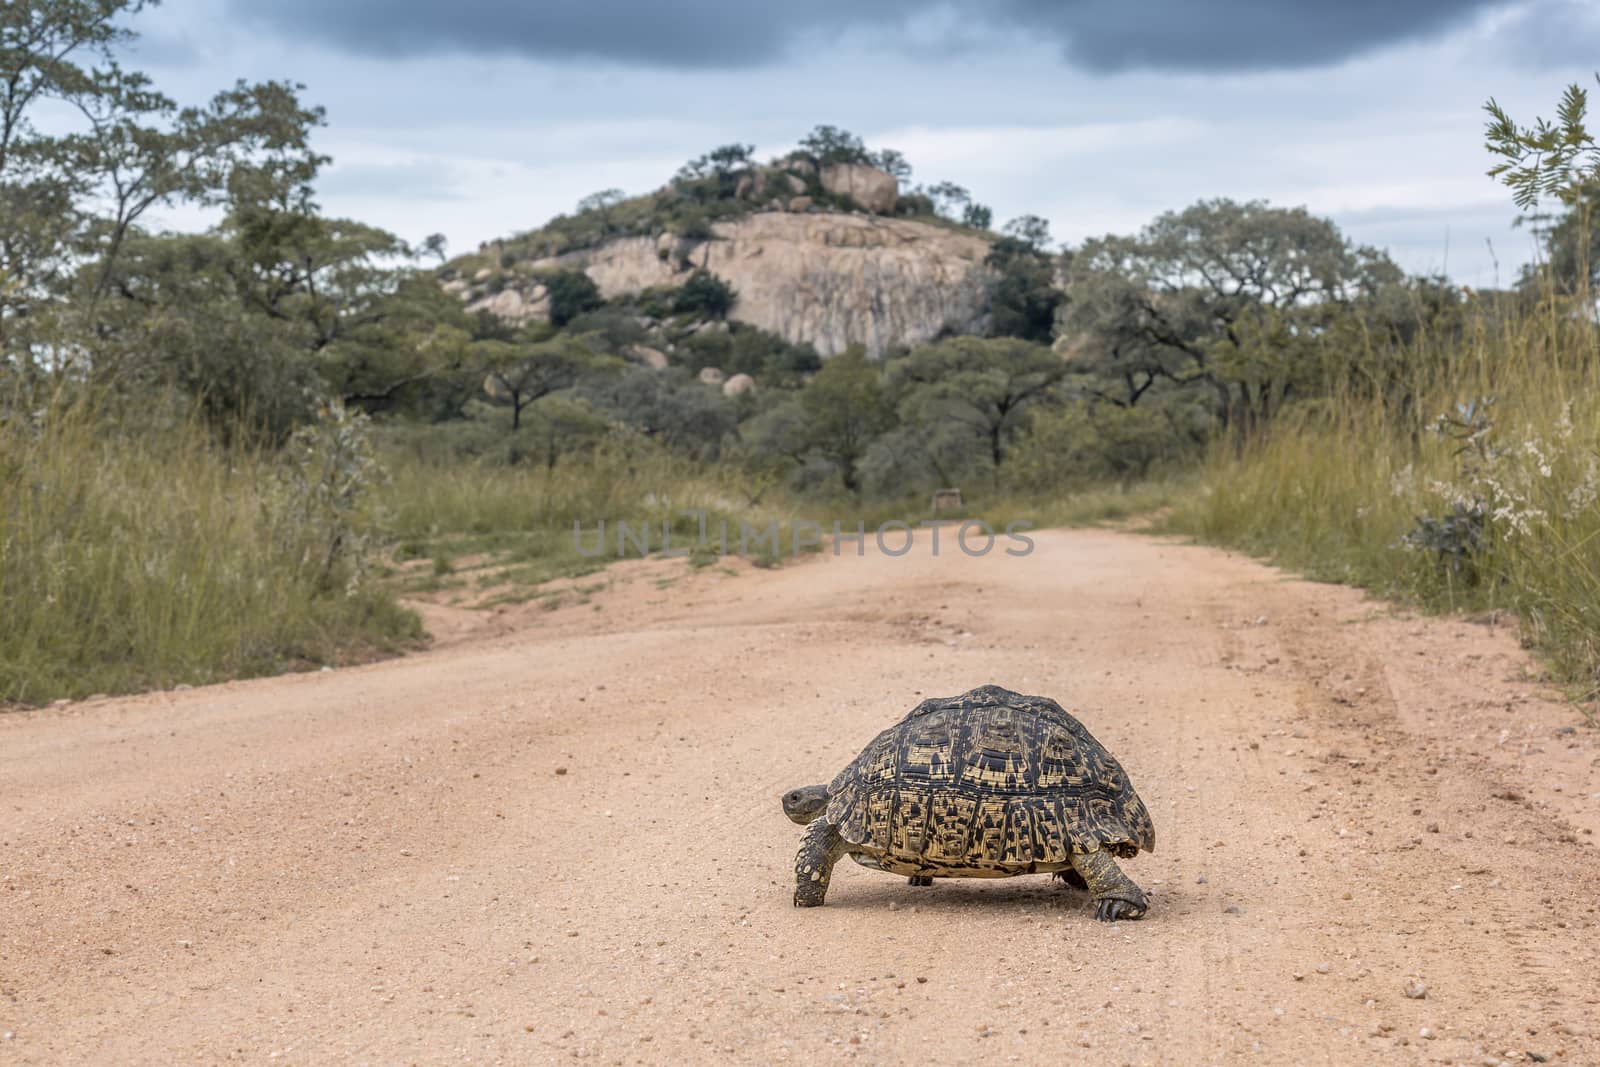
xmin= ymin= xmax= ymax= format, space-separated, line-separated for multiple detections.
xmin=4 ymin=529 xmax=1600 ymax=1065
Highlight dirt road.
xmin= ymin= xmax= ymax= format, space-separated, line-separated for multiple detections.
xmin=4 ymin=529 xmax=1599 ymax=1065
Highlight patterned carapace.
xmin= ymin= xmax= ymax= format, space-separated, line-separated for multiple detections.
xmin=825 ymin=684 xmax=1154 ymax=876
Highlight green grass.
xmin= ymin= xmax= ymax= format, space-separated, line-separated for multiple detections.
xmin=1166 ymin=288 xmax=1600 ymax=705
xmin=374 ymin=436 xmax=806 ymax=592
xmin=0 ymin=395 xmax=421 ymax=706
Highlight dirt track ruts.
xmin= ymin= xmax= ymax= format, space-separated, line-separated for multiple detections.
xmin=4 ymin=528 xmax=1600 ymax=1064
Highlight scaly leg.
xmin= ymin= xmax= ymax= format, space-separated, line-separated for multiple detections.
xmin=793 ymin=820 xmax=850 ymax=907
xmin=907 ymin=875 xmax=934 ymax=887
xmin=1070 ymin=849 xmax=1148 ymax=922
xmin=1051 ymin=868 xmax=1090 ymax=891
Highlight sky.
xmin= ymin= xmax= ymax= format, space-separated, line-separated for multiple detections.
xmin=120 ymin=0 xmax=1600 ymax=287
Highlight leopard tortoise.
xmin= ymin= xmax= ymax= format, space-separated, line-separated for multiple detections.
xmin=781 ymin=684 xmax=1155 ymax=920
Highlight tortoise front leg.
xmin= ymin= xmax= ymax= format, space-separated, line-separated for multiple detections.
xmin=1070 ymin=849 xmax=1148 ymax=922
xmin=793 ymin=820 xmax=849 ymax=907
xmin=907 ymin=875 xmax=934 ymax=887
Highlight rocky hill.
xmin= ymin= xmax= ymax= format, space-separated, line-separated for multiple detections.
xmin=444 ymin=157 xmax=998 ymax=357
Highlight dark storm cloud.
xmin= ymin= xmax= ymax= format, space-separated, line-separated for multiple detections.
xmin=1004 ymin=0 xmax=1504 ymax=72
xmin=225 ymin=0 xmax=924 ymax=69
xmin=226 ymin=0 xmax=1509 ymax=73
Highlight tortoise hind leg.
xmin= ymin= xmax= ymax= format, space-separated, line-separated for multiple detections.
xmin=793 ymin=820 xmax=850 ymax=907
xmin=1070 ymin=849 xmax=1148 ymax=922
xmin=907 ymin=875 xmax=934 ymax=887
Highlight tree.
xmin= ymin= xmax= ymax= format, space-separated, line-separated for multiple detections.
xmin=871 ymin=148 xmax=911 ymax=183
xmin=889 ymin=337 xmax=1066 ymax=472
xmin=1061 ymin=198 xmax=1401 ymax=434
xmin=1006 ymin=401 xmax=1187 ymax=489
xmin=482 ymin=333 xmax=615 ymax=432
xmin=797 ymin=125 xmax=870 ymax=166
xmin=859 ymin=421 xmax=989 ymax=497
xmin=1 ymin=2 xmax=331 ymax=371
xmin=671 ymin=269 xmax=737 ymax=319
xmin=582 ymin=366 xmax=735 ymax=459
xmin=88 ymin=230 xmax=325 ymax=437
xmin=737 ymin=395 xmax=812 ymax=482
xmin=674 ymin=144 xmax=754 ymax=199
xmin=544 ymin=269 xmax=603 ymax=327
xmin=577 ymin=188 xmax=625 ymax=215
xmin=1001 ymin=214 xmax=1053 ymax=252
xmin=677 ymin=143 xmax=753 ymax=181
xmin=91 ymin=213 xmax=446 ymax=436
xmin=798 ymin=347 xmax=892 ymax=491
xmin=677 ymin=323 xmax=818 ymax=384
xmin=515 ymin=395 xmax=610 ymax=469
xmin=418 ymin=232 xmax=447 ymax=263
xmin=962 ymin=202 xmax=994 ymax=230
xmin=985 ymin=235 xmax=1063 ymax=344
xmin=575 ymin=187 xmax=626 ymax=235
xmin=2 ymin=0 xmax=141 ymax=356
xmin=925 ymin=181 xmax=971 ymax=220
xmin=0 ymin=0 xmax=380 ymax=443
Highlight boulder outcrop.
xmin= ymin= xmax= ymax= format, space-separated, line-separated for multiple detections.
xmin=820 ymin=164 xmax=898 ymax=214
xmin=503 ymin=212 xmax=993 ymax=357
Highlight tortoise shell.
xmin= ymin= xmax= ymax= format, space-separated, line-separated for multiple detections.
xmin=826 ymin=684 xmax=1154 ymax=875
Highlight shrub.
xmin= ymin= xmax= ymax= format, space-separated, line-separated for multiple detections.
xmin=545 ymin=269 xmax=604 ymax=327
xmin=672 ymin=270 xmax=737 ymax=319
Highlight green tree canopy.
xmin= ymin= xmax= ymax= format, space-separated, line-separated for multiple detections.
xmin=985 ymin=233 xmax=1064 ymax=344
xmin=671 ymin=269 xmax=737 ymax=319
xmin=1062 ymin=198 xmax=1401 ymax=433
xmin=888 ymin=336 xmax=1066 ymax=473
xmin=797 ymin=125 xmax=871 ymax=166
xmin=545 ymin=269 xmax=604 ymax=327
xmin=798 ymin=347 xmax=893 ymax=491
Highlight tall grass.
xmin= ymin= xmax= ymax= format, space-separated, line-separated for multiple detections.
xmin=377 ymin=425 xmax=1189 ymax=582
xmin=0 ymin=393 xmax=419 ymax=705
xmin=376 ymin=432 xmax=815 ymax=581
xmin=1169 ymin=286 xmax=1600 ymax=698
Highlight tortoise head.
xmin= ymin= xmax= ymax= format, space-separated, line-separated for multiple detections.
xmin=781 ymin=783 xmax=830 ymax=825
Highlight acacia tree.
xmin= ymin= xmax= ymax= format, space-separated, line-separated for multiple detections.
xmin=1062 ymin=198 xmax=1401 ymax=434
xmin=889 ymin=337 xmax=1066 ymax=473
xmin=482 ymin=333 xmax=617 ymax=433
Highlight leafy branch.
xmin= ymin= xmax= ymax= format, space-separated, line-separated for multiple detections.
xmin=1485 ymin=77 xmax=1600 ymax=209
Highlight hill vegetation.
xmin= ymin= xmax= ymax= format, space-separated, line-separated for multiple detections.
xmin=4 ymin=0 xmax=1599 ymax=711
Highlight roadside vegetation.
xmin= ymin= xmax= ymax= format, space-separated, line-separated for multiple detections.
xmin=4 ymin=1 xmax=1598 ymax=708
xmin=1170 ymin=83 xmax=1600 ymax=701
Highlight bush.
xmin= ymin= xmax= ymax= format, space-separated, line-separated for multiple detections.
xmin=672 ymin=270 xmax=738 ymax=319
xmin=1007 ymin=402 xmax=1188 ymax=490
xmin=545 ymin=269 xmax=604 ymax=327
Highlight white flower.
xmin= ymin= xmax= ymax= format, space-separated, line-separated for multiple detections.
xmin=1390 ymin=463 xmax=1415 ymax=498
xmin=1566 ymin=459 xmax=1600 ymax=517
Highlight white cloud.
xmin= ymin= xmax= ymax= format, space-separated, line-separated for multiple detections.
xmin=121 ymin=0 xmax=1594 ymax=287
